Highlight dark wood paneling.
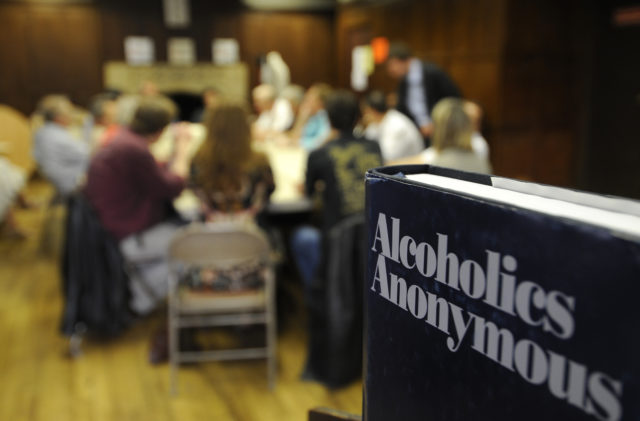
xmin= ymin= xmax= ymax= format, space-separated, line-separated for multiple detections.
xmin=0 ymin=3 xmax=101 ymax=114
xmin=233 ymin=12 xmax=335 ymax=89
xmin=582 ymin=0 xmax=640 ymax=198
xmin=0 ymin=4 xmax=30 ymax=114
xmin=0 ymin=1 xmax=335 ymax=115
xmin=335 ymin=0 xmax=589 ymax=187
xmin=26 ymin=5 xmax=102 ymax=109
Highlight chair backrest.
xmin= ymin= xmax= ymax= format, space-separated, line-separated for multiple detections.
xmin=0 ymin=104 xmax=34 ymax=174
xmin=168 ymin=222 xmax=271 ymax=269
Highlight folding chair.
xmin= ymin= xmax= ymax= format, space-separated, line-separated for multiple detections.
xmin=167 ymin=222 xmax=277 ymax=394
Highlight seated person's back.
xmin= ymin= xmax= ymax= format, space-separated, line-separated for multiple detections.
xmin=85 ymin=95 xmax=190 ymax=314
xmin=190 ymin=102 xmax=274 ymax=222
xmin=33 ymin=95 xmax=90 ymax=196
xmin=427 ymin=97 xmax=492 ymax=174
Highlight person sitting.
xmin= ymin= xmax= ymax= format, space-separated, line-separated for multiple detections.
xmin=361 ymin=90 xmax=424 ymax=163
xmin=291 ymin=89 xmax=382 ymax=385
xmin=191 ymin=86 xmax=220 ymax=123
xmin=289 ymin=83 xmax=332 ymax=151
xmin=279 ymin=84 xmax=305 ymax=130
xmin=33 ymin=95 xmax=91 ymax=196
xmin=464 ymin=100 xmax=490 ymax=160
xmin=84 ymin=92 xmax=119 ymax=150
xmin=393 ymin=97 xmax=492 ymax=174
xmin=251 ymin=84 xmax=294 ymax=141
xmin=190 ymin=101 xmax=275 ymax=225
xmin=84 ymin=95 xmax=191 ymax=315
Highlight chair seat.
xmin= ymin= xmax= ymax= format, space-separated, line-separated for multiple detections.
xmin=178 ymin=288 xmax=266 ymax=314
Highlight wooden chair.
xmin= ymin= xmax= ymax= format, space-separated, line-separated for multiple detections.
xmin=0 ymin=104 xmax=34 ymax=175
xmin=167 ymin=222 xmax=277 ymax=394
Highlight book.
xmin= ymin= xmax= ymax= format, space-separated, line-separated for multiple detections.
xmin=363 ymin=165 xmax=640 ymax=421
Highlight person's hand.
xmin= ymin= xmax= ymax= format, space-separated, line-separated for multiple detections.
xmin=173 ymin=122 xmax=192 ymax=156
xmin=169 ymin=122 xmax=192 ymax=178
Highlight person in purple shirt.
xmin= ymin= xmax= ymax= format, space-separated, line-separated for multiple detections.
xmin=85 ymin=95 xmax=191 ymax=315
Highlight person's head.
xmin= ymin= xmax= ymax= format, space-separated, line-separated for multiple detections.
xmin=202 ymin=87 xmax=220 ymax=109
xmin=280 ymin=84 xmax=305 ymax=115
xmin=114 ymin=94 xmax=140 ymax=127
xmin=386 ymin=42 xmax=413 ymax=80
xmin=202 ymin=101 xmax=251 ymax=157
xmin=193 ymin=101 xmax=253 ymax=192
xmin=89 ymin=93 xmax=119 ymax=126
xmin=37 ymin=94 xmax=74 ymax=127
xmin=326 ymin=90 xmax=360 ymax=134
xmin=431 ymin=98 xmax=473 ymax=152
xmin=463 ymin=100 xmax=483 ymax=133
xmin=128 ymin=95 xmax=177 ymax=139
xmin=362 ymin=90 xmax=387 ymax=123
xmin=139 ymin=80 xmax=159 ymax=97
xmin=252 ymin=84 xmax=277 ymax=113
xmin=302 ymin=83 xmax=332 ymax=115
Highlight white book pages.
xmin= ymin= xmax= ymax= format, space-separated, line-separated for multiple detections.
xmin=405 ymin=173 xmax=640 ymax=240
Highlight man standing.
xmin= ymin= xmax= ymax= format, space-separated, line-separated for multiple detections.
xmin=386 ymin=42 xmax=461 ymax=144
xmin=85 ymin=96 xmax=190 ymax=315
xmin=33 ymin=95 xmax=90 ymax=196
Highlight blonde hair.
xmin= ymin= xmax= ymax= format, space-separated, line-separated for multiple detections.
xmin=192 ymin=101 xmax=258 ymax=195
xmin=431 ymin=98 xmax=473 ymax=152
xmin=37 ymin=94 xmax=73 ymax=122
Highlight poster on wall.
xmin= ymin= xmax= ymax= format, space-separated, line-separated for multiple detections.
xmin=212 ymin=38 xmax=239 ymax=65
xmin=163 ymin=0 xmax=191 ymax=28
xmin=351 ymin=45 xmax=374 ymax=92
xmin=124 ymin=36 xmax=155 ymax=66
xmin=168 ymin=37 xmax=196 ymax=65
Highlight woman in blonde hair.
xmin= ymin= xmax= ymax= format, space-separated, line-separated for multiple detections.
xmin=391 ymin=98 xmax=492 ymax=174
xmin=426 ymin=97 xmax=491 ymax=173
xmin=190 ymin=102 xmax=274 ymax=222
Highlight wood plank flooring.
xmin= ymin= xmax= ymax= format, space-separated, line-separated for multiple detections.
xmin=0 ymin=180 xmax=362 ymax=421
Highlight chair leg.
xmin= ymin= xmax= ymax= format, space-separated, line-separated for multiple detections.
xmin=266 ymin=269 xmax=277 ymax=390
xmin=68 ymin=322 xmax=87 ymax=359
xmin=169 ymin=309 xmax=179 ymax=395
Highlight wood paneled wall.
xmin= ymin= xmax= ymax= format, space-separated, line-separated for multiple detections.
xmin=0 ymin=3 xmax=102 ymax=115
xmin=335 ymin=0 xmax=590 ymax=187
xmin=1 ymin=0 xmax=623 ymax=192
xmin=0 ymin=0 xmax=335 ymax=116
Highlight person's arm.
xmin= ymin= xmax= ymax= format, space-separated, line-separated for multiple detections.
xmin=59 ymin=133 xmax=90 ymax=166
xmin=304 ymin=150 xmax=322 ymax=197
xmin=167 ymin=123 xmax=191 ymax=179
xmin=133 ymin=148 xmax=185 ymax=200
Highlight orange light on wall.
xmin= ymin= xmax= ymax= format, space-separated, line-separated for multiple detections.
xmin=371 ymin=37 xmax=389 ymax=64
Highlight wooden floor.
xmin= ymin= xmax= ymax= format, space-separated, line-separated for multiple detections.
xmin=0 ymin=180 xmax=362 ymax=421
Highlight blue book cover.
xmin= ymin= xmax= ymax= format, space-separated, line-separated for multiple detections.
xmin=364 ymin=165 xmax=640 ymax=421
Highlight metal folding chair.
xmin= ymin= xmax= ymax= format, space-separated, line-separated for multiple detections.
xmin=167 ymin=222 xmax=277 ymax=394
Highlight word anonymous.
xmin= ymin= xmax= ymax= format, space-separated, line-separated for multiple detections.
xmin=370 ymin=212 xmax=623 ymax=421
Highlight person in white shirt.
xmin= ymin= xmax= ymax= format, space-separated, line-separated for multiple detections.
xmin=392 ymin=98 xmax=492 ymax=174
xmin=252 ymin=84 xmax=293 ymax=141
xmin=361 ymin=90 xmax=424 ymax=163
xmin=32 ymin=95 xmax=90 ymax=196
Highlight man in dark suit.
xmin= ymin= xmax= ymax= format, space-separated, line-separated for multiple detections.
xmin=386 ymin=42 xmax=461 ymax=145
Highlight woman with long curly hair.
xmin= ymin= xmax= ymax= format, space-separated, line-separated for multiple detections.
xmin=190 ymin=102 xmax=275 ymax=222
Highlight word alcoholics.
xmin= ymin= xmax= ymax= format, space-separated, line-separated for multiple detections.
xmin=370 ymin=212 xmax=623 ymax=421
